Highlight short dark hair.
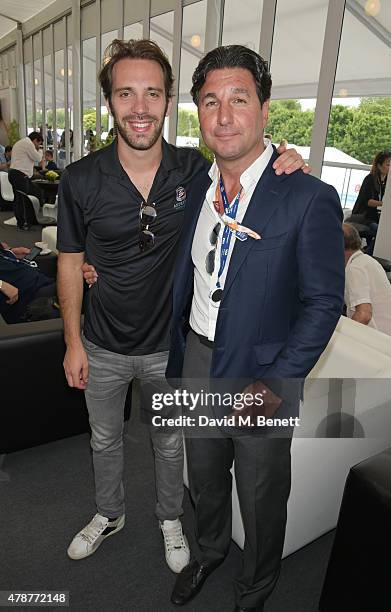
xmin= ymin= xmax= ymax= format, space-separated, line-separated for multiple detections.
xmin=99 ymin=39 xmax=174 ymax=103
xmin=4 ymin=145 xmax=12 ymax=153
xmin=28 ymin=131 xmax=43 ymax=143
xmin=45 ymin=150 xmax=53 ymax=158
xmin=191 ymin=45 xmax=272 ymax=107
xmin=343 ymin=223 xmax=362 ymax=251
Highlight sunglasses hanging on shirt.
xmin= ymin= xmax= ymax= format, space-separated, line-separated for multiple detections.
xmin=139 ymin=202 xmax=157 ymax=252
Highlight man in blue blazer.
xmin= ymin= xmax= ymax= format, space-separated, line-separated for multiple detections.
xmin=166 ymin=45 xmax=345 ymax=611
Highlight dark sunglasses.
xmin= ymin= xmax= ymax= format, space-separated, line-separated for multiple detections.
xmin=139 ymin=202 xmax=157 ymax=252
xmin=205 ymin=222 xmax=221 ymax=274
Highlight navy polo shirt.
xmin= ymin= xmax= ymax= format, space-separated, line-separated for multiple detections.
xmin=57 ymin=139 xmax=209 ymax=355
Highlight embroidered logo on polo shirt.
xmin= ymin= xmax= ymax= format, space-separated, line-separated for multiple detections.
xmin=174 ymin=186 xmax=187 ymax=210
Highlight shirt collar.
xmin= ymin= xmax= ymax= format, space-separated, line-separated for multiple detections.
xmin=208 ymin=138 xmax=273 ymax=190
xmin=98 ymin=137 xmax=182 ymax=179
xmin=346 ymin=250 xmax=363 ymax=266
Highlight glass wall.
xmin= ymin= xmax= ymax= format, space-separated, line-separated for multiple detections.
xmin=151 ymin=11 xmax=174 ymax=140
xmin=43 ymin=54 xmax=53 ymax=148
xmin=11 ymin=0 xmax=390 ymax=173
xmin=268 ymin=0 xmax=328 ymax=150
xmin=25 ymin=62 xmax=33 ymax=134
xmin=222 ymin=0 xmax=263 ymax=48
xmin=33 ymin=58 xmax=42 ymax=133
xmin=321 ymin=3 xmax=391 ymax=210
xmin=177 ymin=0 xmax=207 ymax=146
xmin=123 ymin=22 xmax=143 ymax=40
xmin=82 ymin=37 xmax=97 ymax=154
xmin=100 ymin=29 xmax=119 ymax=140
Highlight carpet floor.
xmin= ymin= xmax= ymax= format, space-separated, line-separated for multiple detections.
xmin=1 ymin=412 xmax=334 ymax=612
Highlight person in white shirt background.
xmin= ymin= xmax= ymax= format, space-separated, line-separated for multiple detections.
xmin=343 ymin=222 xmax=391 ymax=335
xmin=9 ymin=131 xmax=45 ymax=206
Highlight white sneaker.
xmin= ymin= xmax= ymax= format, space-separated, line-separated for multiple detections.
xmin=67 ymin=513 xmax=125 ymax=560
xmin=160 ymin=518 xmax=190 ymax=573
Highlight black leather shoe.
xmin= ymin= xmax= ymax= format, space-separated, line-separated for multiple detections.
xmin=171 ymin=560 xmax=213 ymax=605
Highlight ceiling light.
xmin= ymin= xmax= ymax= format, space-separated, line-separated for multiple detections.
xmin=339 ymin=88 xmax=348 ymax=97
xmin=190 ymin=34 xmax=201 ymax=48
xmin=365 ymin=0 xmax=381 ymax=17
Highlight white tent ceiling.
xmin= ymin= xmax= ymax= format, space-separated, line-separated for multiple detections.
xmin=1 ymin=0 xmax=391 ymax=101
xmin=0 ymin=0 xmax=58 ymax=39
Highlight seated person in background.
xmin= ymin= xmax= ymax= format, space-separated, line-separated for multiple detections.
xmin=44 ymin=150 xmax=58 ymax=171
xmin=0 ymin=145 xmax=12 ymax=171
xmin=351 ymin=150 xmax=391 ymax=255
xmin=9 ymin=132 xmax=45 ymax=207
xmin=343 ymin=223 xmax=391 ymax=335
xmin=0 ymin=241 xmax=58 ymax=324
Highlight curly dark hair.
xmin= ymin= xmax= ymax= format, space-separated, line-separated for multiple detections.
xmin=99 ymin=39 xmax=174 ymax=103
xmin=191 ymin=45 xmax=272 ymax=107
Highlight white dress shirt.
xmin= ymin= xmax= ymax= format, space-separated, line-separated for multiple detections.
xmin=10 ymin=137 xmax=42 ymax=178
xmin=345 ymin=250 xmax=391 ymax=335
xmin=190 ymin=141 xmax=273 ymax=341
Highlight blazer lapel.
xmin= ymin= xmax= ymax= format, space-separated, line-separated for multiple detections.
xmin=174 ymin=171 xmax=211 ymax=292
xmin=222 ymin=151 xmax=290 ymax=299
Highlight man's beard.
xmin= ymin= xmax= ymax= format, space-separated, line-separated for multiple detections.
xmin=111 ymin=104 xmax=167 ymax=151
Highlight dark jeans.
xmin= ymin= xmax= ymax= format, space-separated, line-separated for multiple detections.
xmin=364 ymin=222 xmax=378 ymax=255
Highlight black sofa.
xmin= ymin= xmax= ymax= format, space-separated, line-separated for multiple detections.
xmin=0 ymin=318 xmax=91 ymax=453
xmin=1 ymin=318 xmax=132 ymax=454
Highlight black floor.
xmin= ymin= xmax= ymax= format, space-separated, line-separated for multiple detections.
xmin=1 ymin=413 xmax=333 ymax=612
xmin=1 ymin=210 xmax=46 ymax=249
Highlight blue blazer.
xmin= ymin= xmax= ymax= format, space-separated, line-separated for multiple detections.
xmin=166 ymin=149 xmax=345 ymax=390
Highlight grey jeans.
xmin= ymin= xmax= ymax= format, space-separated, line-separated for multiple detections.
xmin=83 ymin=335 xmax=183 ymax=521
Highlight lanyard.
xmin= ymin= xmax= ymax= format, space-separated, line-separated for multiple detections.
xmin=215 ymin=176 xmax=242 ymax=290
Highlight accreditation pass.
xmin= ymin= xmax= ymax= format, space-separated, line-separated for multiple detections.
xmin=0 ymin=591 xmax=69 ymax=606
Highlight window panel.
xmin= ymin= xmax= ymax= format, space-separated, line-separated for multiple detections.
xmin=222 ymin=0 xmax=263 ymax=49
xmin=177 ymin=0 xmax=207 ymax=146
xmin=321 ymin=4 xmax=391 ymax=210
xmin=82 ymin=37 xmax=97 ymax=155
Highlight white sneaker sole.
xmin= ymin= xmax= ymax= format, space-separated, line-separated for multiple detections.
xmin=67 ymin=515 xmax=125 ymax=560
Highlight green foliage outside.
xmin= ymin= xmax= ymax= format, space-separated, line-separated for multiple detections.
xmin=82 ymin=108 xmax=109 ymax=132
xmin=266 ymin=97 xmax=391 ymax=164
xmin=7 ymin=120 xmax=20 ymax=146
xmin=177 ymin=108 xmax=199 ymax=138
xmin=176 ymin=98 xmax=391 ymax=164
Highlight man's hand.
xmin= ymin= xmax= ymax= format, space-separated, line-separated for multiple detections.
xmin=11 ymin=247 xmax=31 ymax=259
xmin=230 ymin=381 xmax=282 ymax=426
xmin=0 ymin=281 xmax=19 ymax=304
xmin=82 ymin=262 xmax=98 ymax=287
xmin=1 ymin=242 xmax=31 ymax=259
xmin=63 ymin=342 xmax=89 ymax=389
xmin=274 ymin=141 xmax=311 ymax=175
xmin=352 ymin=303 xmax=372 ymax=326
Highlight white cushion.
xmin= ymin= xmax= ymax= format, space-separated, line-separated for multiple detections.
xmin=0 ymin=171 xmax=14 ymax=202
xmin=41 ymin=226 xmax=58 ymax=254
